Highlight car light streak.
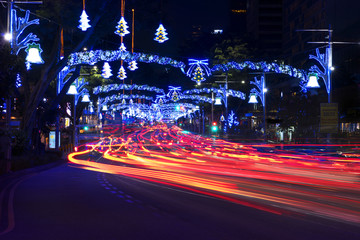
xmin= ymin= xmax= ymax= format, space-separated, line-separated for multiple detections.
xmin=69 ymin=124 xmax=360 ymax=224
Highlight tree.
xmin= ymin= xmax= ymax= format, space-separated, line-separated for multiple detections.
xmin=211 ymin=37 xmax=249 ymax=65
xmin=19 ymin=0 xmax=115 ymax=148
xmin=0 ymin=43 xmax=26 ymax=100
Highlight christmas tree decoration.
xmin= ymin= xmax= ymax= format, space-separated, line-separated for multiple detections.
xmin=78 ymin=10 xmax=91 ymax=31
xmin=119 ymin=42 xmax=127 ymax=52
xmin=117 ymin=65 xmax=127 ymax=80
xmin=167 ymin=86 xmax=181 ymax=102
xmin=128 ymin=60 xmax=138 ymax=71
xmin=172 ymin=92 xmax=179 ymax=102
xmin=102 ymin=62 xmax=113 ymax=78
xmin=154 ymin=24 xmax=169 ymax=43
xmin=78 ymin=0 xmax=91 ymax=31
xmin=186 ymin=59 xmax=211 ymax=84
xmin=25 ymin=43 xmax=44 ymax=64
xmin=114 ymin=16 xmax=130 ymax=37
xmin=192 ymin=66 xmax=204 ymax=85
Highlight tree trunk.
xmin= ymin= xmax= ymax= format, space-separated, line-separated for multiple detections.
xmin=21 ymin=0 xmax=110 ymax=148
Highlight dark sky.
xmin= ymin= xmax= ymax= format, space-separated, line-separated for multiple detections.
xmin=129 ymin=0 xmax=230 ymax=58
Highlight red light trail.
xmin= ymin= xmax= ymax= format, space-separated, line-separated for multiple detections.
xmin=68 ymin=124 xmax=360 ymax=225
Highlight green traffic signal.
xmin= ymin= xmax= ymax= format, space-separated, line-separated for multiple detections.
xmin=211 ymin=122 xmax=218 ymax=132
xmin=84 ymin=126 xmax=89 ymax=131
xmin=211 ymin=126 xmax=218 ymax=132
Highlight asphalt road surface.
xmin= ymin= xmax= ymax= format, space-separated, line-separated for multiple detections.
xmin=0 ymin=162 xmax=359 ymax=240
xmin=1 ymin=124 xmax=360 ymax=239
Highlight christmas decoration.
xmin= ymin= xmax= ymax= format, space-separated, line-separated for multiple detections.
xmin=154 ymin=24 xmax=169 ymax=43
xmin=16 ymin=73 xmax=22 ymax=88
xmin=114 ymin=16 xmax=130 ymax=37
xmin=228 ymin=110 xmax=239 ymax=128
xmin=117 ymin=65 xmax=127 ymax=80
xmin=68 ymin=50 xmax=186 ymax=69
xmin=211 ymin=61 xmax=308 ymax=91
xmin=183 ymin=87 xmax=245 ymax=100
xmin=167 ymin=86 xmax=181 ymax=102
xmin=128 ymin=60 xmax=138 ymax=71
xmin=186 ymin=59 xmax=211 ymax=84
xmin=249 ymin=76 xmax=265 ymax=106
xmin=9 ymin=9 xmax=40 ymax=55
xmin=180 ymin=94 xmax=212 ymax=104
xmin=102 ymin=62 xmax=113 ymax=78
xmin=93 ymin=84 xmax=165 ymax=95
xmin=78 ymin=10 xmax=91 ymax=31
xmin=155 ymin=95 xmax=166 ymax=106
xmin=192 ymin=66 xmax=204 ymax=85
xmin=25 ymin=43 xmax=44 ymax=64
xmin=119 ymin=42 xmax=127 ymax=52
xmin=308 ymin=48 xmax=330 ymax=94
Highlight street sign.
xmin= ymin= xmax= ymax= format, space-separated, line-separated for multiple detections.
xmin=320 ymin=103 xmax=338 ymax=133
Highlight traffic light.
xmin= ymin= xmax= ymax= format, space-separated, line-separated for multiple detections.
xmin=211 ymin=122 xmax=218 ymax=132
xmin=175 ymin=105 xmax=180 ymax=111
xmin=180 ymin=105 xmax=185 ymax=111
xmin=83 ymin=126 xmax=89 ymax=131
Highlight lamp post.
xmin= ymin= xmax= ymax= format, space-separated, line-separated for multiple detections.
xmin=249 ymin=74 xmax=267 ymax=142
xmin=298 ymin=26 xmax=360 ymax=103
xmin=66 ymin=78 xmax=88 ymax=148
xmin=214 ymin=73 xmax=229 ymax=134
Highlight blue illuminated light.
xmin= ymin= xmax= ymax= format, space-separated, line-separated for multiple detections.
xmin=78 ymin=10 xmax=91 ymax=31
xmin=102 ymin=62 xmax=113 ymax=79
xmin=10 ymin=9 xmax=40 ymax=55
xmin=117 ymin=65 xmax=127 ymax=80
xmin=115 ymin=16 xmax=130 ymax=37
xmin=154 ymin=24 xmax=169 ymax=43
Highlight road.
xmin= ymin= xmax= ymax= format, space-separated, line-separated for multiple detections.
xmin=1 ymin=123 xmax=360 ymax=239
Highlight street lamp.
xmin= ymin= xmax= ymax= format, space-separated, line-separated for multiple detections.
xmin=81 ymin=93 xmax=90 ymax=103
xmin=306 ymin=73 xmax=320 ymax=88
xmin=248 ymin=93 xmax=258 ymax=104
xmin=66 ymin=79 xmax=89 ymax=148
xmin=213 ymin=73 xmax=229 ymax=133
xmin=66 ymin=84 xmax=78 ymax=148
xmin=249 ymin=74 xmax=266 ymax=142
xmin=298 ymin=26 xmax=360 ymax=103
xmin=4 ymin=32 xmax=12 ymax=41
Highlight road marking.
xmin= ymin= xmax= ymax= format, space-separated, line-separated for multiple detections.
xmin=0 ymin=174 xmax=35 ymax=236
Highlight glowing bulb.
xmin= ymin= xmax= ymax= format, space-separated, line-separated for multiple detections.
xmin=4 ymin=32 xmax=12 ymax=41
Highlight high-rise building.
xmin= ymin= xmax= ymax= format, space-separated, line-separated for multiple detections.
xmin=229 ymin=0 xmax=247 ymax=35
xmin=246 ymin=0 xmax=283 ymax=60
xmin=283 ymin=0 xmax=327 ymax=66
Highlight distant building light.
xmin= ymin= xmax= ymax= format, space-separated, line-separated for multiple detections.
xmin=231 ymin=9 xmax=246 ymax=14
xmin=212 ymin=29 xmax=223 ymax=34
